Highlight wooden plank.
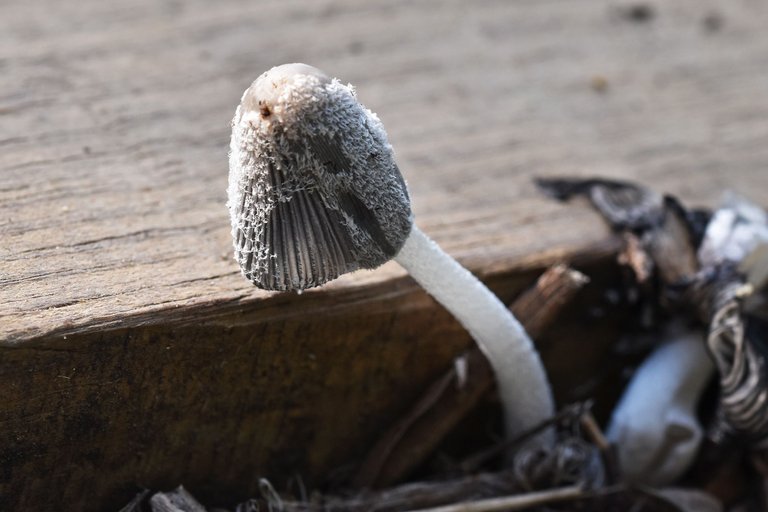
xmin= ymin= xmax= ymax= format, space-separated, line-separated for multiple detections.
xmin=4 ymin=0 xmax=768 ymax=342
xmin=2 ymin=0 xmax=768 ymax=509
xmin=0 ymin=258 xmax=626 ymax=511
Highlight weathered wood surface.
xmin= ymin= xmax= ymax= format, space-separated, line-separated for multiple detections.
xmin=2 ymin=0 xmax=768 ymax=510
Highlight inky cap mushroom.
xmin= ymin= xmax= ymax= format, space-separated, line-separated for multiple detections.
xmin=228 ymin=64 xmax=555 ymax=446
xmin=228 ymin=63 xmax=413 ymax=290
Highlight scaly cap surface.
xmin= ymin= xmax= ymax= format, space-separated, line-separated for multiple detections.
xmin=228 ymin=64 xmax=413 ymax=290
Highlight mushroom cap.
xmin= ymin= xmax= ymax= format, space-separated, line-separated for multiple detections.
xmin=228 ymin=63 xmax=413 ymax=291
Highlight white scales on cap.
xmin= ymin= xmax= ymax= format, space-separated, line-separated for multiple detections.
xmin=228 ymin=63 xmax=412 ymax=291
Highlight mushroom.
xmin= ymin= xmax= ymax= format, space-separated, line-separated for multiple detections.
xmin=607 ymin=322 xmax=715 ymax=486
xmin=227 ymin=63 xmax=555 ymax=444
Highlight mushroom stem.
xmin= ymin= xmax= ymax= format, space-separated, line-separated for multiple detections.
xmin=607 ymin=324 xmax=715 ymax=485
xmin=395 ymin=225 xmax=556 ymax=444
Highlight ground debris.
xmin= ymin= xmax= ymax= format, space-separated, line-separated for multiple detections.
xmin=118 ymin=178 xmax=768 ymax=512
xmin=117 ymin=405 xmax=719 ymax=512
xmin=537 ymin=177 xmax=768 ymax=508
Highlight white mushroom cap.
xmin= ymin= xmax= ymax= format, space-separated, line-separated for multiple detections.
xmin=228 ymin=63 xmax=413 ymax=290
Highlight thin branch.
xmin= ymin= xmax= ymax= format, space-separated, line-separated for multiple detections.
xmin=403 ymin=484 xmax=584 ymax=512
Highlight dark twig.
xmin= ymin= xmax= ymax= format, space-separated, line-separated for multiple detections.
xmin=579 ymin=408 xmax=621 ymax=483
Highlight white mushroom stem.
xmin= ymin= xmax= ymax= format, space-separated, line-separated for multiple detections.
xmin=607 ymin=326 xmax=715 ymax=486
xmin=395 ymin=225 xmax=556 ymax=445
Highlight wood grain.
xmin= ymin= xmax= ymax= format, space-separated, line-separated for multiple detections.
xmin=4 ymin=0 xmax=768 ymax=343
xmin=2 ymin=0 xmax=768 ymax=510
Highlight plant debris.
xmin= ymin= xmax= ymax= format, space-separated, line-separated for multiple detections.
xmin=119 ymin=177 xmax=768 ymax=512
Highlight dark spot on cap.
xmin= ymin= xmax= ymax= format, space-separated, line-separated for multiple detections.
xmin=620 ymin=4 xmax=654 ymax=23
xmin=337 ymin=192 xmax=396 ymax=257
xmin=306 ymin=134 xmax=352 ymax=175
xmin=259 ymin=102 xmax=272 ymax=118
xmin=703 ymin=12 xmax=723 ymax=32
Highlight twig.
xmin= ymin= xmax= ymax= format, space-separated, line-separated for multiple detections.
xmin=354 ymin=265 xmax=589 ymax=488
xmin=511 ymin=265 xmax=590 ymax=336
xmin=310 ymin=470 xmax=578 ymax=512
xmin=579 ymin=408 xmax=620 ymax=483
xmin=579 ymin=408 xmax=608 ymax=452
xmin=403 ymin=484 xmax=584 ymax=512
